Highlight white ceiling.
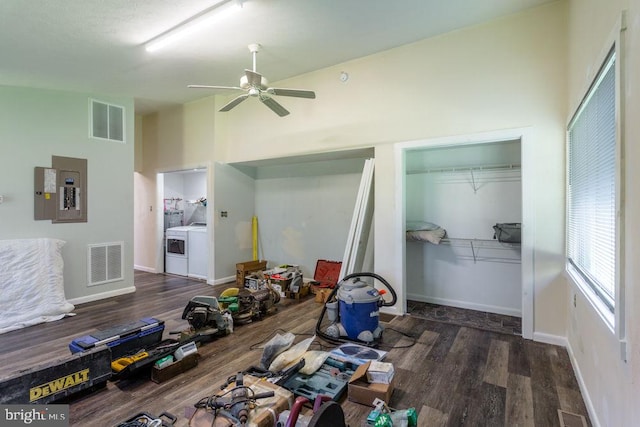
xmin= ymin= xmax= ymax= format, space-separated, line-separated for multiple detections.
xmin=0 ymin=0 xmax=554 ymax=115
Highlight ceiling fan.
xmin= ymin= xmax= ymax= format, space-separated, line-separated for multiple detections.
xmin=188 ymin=43 xmax=316 ymax=117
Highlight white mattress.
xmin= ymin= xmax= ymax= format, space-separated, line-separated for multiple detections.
xmin=0 ymin=238 xmax=74 ymax=334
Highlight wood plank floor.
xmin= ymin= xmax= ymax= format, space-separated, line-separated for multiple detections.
xmin=0 ymin=271 xmax=591 ymax=426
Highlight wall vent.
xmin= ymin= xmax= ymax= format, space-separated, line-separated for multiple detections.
xmin=557 ymin=410 xmax=588 ymax=427
xmin=88 ymin=242 xmax=124 ymax=286
xmin=90 ymin=99 xmax=125 ymax=143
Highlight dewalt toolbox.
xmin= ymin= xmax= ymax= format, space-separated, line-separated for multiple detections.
xmin=0 ymin=346 xmax=112 ymax=404
xmin=69 ymin=317 xmax=164 ymax=360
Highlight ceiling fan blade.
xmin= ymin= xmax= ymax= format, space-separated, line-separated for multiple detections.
xmin=219 ymin=94 xmax=249 ymax=112
xmin=244 ymin=69 xmax=263 ymax=88
xmin=259 ymin=95 xmax=289 ymax=117
xmin=188 ymin=84 xmax=243 ymax=91
xmin=268 ymin=88 xmax=316 ymax=99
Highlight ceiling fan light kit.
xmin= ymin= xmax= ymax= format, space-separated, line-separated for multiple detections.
xmin=189 ymin=43 xmax=316 ymax=117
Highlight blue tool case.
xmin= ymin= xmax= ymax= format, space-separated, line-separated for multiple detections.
xmin=69 ymin=317 xmax=165 ymax=359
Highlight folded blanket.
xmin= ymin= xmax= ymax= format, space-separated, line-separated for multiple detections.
xmin=406 ymin=222 xmax=447 ymax=244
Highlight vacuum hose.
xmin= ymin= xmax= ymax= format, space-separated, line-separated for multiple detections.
xmin=314 ymin=272 xmax=397 ymax=345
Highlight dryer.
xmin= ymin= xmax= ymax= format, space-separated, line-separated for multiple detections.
xmin=165 ymin=226 xmax=190 ymax=276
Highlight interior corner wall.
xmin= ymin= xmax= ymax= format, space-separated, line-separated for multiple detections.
xmin=0 ymin=85 xmax=135 ymax=301
xmin=212 ymin=162 xmax=256 ymax=280
xmin=566 ymin=0 xmax=640 ymax=426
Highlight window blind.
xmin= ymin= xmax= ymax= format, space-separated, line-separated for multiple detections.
xmin=567 ymin=51 xmax=616 ymax=310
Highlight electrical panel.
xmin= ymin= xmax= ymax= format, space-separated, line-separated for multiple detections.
xmin=34 ymin=156 xmax=87 ymax=223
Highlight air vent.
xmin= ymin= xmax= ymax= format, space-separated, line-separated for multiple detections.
xmin=90 ymin=99 xmax=125 ymax=143
xmin=88 ymin=242 xmax=124 ymax=286
xmin=558 ymin=410 xmax=588 ymax=427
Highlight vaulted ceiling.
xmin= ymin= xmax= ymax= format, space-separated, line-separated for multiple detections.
xmin=0 ymin=0 xmax=555 ymax=114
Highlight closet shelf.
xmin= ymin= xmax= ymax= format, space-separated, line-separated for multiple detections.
xmin=406 ymin=163 xmax=521 ymax=175
xmin=438 ymin=238 xmax=520 ymax=264
xmin=407 ymin=163 xmax=521 ymax=193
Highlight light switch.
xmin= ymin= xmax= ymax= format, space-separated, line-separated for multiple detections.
xmin=0 ymin=195 xmax=4 ymax=204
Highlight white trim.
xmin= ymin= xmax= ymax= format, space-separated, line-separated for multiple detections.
xmin=68 ymin=286 xmax=136 ymax=305
xmin=407 ymin=294 xmax=521 ymax=317
xmin=566 ymin=340 xmax=601 ymax=427
xmin=532 ymin=332 xmax=567 ymax=347
xmin=394 ymin=127 xmax=535 ymax=339
xmin=134 ymin=265 xmax=156 ymax=273
xmin=212 ymin=275 xmax=235 ymax=286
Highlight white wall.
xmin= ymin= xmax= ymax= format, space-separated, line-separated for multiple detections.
xmin=212 ymin=162 xmax=256 ymax=281
xmin=0 ymin=86 xmax=135 ymax=301
xmin=565 ymin=0 xmax=640 ymax=426
xmin=253 ymin=158 xmax=365 ymax=277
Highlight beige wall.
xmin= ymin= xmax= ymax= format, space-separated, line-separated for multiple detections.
xmin=566 ymin=0 xmax=640 ymax=426
xmin=139 ymin=3 xmax=569 ymax=333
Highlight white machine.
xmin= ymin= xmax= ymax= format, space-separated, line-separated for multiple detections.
xmin=165 ymin=223 xmax=207 ymax=278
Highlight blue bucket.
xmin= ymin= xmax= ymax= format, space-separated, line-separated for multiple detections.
xmin=340 ymin=300 xmax=379 ymax=340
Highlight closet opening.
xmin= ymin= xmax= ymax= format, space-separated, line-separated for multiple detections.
xmin=394 ymin=129 xmax=534 ymax=339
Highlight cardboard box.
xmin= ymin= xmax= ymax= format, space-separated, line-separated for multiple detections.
xmin=366 ymin=361 xmax=395 ymax=384
xmin=236 ymin=260 xmax=267 ymax=287
xmin=348 ymin=361 xmax=394 ymax=406
xmin=314 ymin=287 xmax=332 ymax=303
xmin=151 ymin=353 xmax=199 ymax=384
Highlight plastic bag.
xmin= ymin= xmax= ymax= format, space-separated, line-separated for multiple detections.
xmin=269 ymin=335 xmax=315 ymax=372
xmin=298 ymin=350 xmax=330 ymax=375
xmin=260 ymin=332 xmax=295 ymax=370
xmin=492 ymin=223 xmax=521 ymax=243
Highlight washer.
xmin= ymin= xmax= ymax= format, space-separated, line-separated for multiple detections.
xmin=187 ymin=225 xmax=207 ymax=279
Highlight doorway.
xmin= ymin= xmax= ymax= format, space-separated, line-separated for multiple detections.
xmin=394 ymin=128 xmax=534 ymax=339
xmin=156 ymin=168 xmax=209 ymax=280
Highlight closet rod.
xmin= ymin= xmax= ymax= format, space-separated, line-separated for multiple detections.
xmin=406 ymin=163 xmax=521 ymax=175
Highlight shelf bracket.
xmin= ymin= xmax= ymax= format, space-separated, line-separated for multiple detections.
xmin=470 ymin=169 xmax=478 ymax=194
xmin=470 ymin=240 xmax=477 ymax=263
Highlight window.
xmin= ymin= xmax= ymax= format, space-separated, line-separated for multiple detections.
xmin=90 ymin=99 xmax=125 ymax=143
xmin=567 ymin=49 xmax=618 ymax=313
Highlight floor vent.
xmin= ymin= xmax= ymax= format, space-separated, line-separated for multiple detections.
xmin=558 ymin=409 xmax=588 ymax=427
xmin=88 ymin=242 xmax=123 ymax=286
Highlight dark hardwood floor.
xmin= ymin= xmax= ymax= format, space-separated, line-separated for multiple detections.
xmin=0 ymin=271 xmax=591 ymax=426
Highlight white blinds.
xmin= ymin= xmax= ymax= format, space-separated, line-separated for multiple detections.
xmin=567 ymin=51 xmax=616 ymax=310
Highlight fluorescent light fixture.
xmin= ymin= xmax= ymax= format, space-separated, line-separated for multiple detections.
xmin=145 ymin=0 xmax=243 ymax=53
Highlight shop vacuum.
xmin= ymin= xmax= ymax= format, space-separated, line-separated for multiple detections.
xmin=315 ymin=272 xmax=397 ymax=346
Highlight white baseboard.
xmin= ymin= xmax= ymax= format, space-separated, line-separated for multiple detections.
xmin=565 ymin=340 xmax=601 ymax=427
xmin=532 ymin=332 xmax=568 ymax=347
xmin=68 ymin=286 xmax=136 ymax=305
xmin=407 ymin=293 xmax=522 ymax=317
xmin=211 ymin=275 xmax=235 ymax=286
xmin=134 ymin=265 xmax=156 ymax=273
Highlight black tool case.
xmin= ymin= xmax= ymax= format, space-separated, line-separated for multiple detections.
xmin=0 ymin=346 xmax=112 ymax=404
